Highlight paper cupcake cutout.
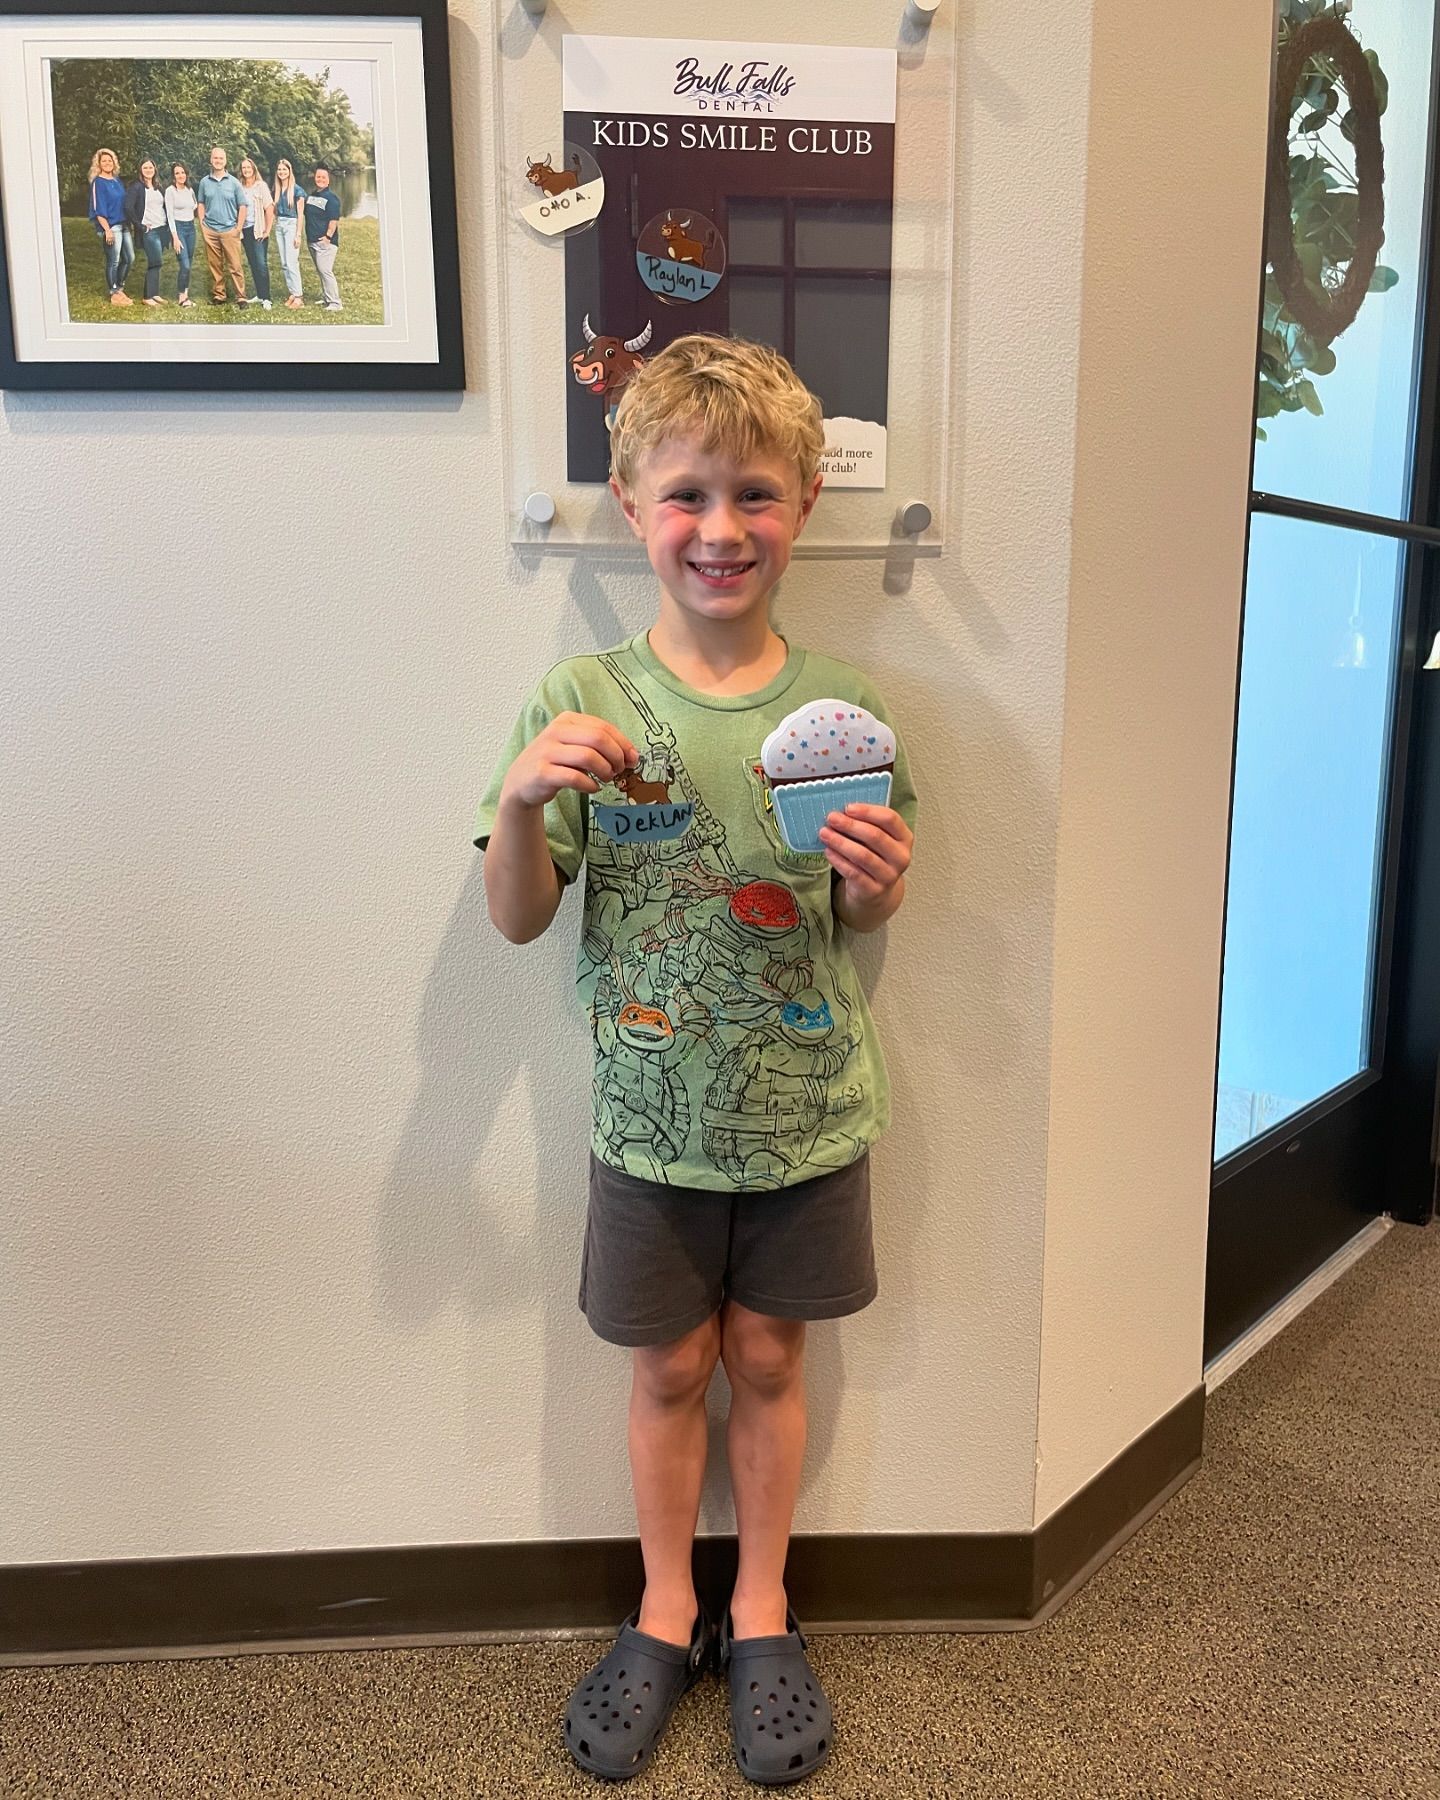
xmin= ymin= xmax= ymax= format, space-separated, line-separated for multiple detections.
xmin=760 ymin=700 xmax=896 ymax=854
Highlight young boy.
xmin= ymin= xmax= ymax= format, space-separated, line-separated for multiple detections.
xmin=473 ymin=336 xmax=917 ymax=1785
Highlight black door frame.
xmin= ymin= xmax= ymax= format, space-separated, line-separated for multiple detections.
xmin=1206 ymin=9 xmax=1440 ymax=1362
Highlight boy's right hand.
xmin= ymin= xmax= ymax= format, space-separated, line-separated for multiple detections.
xmin=499 ymin=712 xmax=639 ymax=811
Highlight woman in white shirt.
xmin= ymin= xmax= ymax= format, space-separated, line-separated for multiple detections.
xmin=164 ymin=161 xmax=198 ymax=308
xmin=237 ymin=156 xmax=275 ymax=311
xmin=126 ymin=159 xmax=169 ymax=308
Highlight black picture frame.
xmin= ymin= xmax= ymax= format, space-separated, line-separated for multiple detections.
xmin=0 ymin=0 xmax=464 ymax=392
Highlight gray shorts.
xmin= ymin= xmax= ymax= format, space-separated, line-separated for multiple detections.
xmin=579 ymin=1150 xmax=877 ymax=1347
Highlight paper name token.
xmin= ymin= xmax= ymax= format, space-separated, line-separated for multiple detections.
xmin=519 ymin=144 xmax=605 ymax=238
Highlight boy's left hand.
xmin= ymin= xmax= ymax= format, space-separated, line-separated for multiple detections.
xmin=818 ymin=803 xmax=913 ymax=902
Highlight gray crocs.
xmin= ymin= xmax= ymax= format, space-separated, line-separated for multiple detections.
xmin=721 ymin=1609 xmax=833 ymax=1785
xmin=563 ymin=1605 xmax=713 ymax=1781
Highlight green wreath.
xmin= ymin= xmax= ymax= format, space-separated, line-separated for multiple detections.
xmin=1258 ymin=1 xmax=1396 ymax=440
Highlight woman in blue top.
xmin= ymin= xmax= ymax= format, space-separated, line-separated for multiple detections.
xmin=270 ymin=158 xmax=306 ymax=308
xmin=86 ymin=147 xmax=133 ymax=306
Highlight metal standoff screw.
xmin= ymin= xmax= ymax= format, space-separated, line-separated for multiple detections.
xmin=520 ymin=0 xmax=547 ymax=14
xmin=896 ymin=499 xmax=933 ymax=536
xmin=905 ymin=0 xmax=942 ymax=25
xmin=523 ymin=491 xmax=557 ymax=526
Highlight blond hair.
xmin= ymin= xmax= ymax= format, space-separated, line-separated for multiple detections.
xmin=609 ymin=335 xmax=825 ymax=495
xmin=87 ymin=148 xmax=120 ymax=182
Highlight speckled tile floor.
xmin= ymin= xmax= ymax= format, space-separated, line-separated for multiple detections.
xmin=3 ymin=1221 xmax=1436 ymax=1799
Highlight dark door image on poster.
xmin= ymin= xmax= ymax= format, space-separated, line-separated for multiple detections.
xmin=562 ymin=121 xmax=895 ymax=484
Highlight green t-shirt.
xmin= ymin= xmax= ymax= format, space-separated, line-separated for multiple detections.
xmin=473 ymin=630 xmax=918 ymax=1192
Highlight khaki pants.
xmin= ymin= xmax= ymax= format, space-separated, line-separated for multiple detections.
xmin=201 ymin=223 xmax=245 ymax=300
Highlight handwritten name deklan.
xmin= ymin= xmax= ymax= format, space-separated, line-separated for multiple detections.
xmin=590 ymin=119 xmax=875 ymax=155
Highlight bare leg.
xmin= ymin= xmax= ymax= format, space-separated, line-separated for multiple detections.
xmin=721 ymin=1300 xmax=807 ymax=1639
xmin=631 ymin=1312 xmax=722 ymax=1646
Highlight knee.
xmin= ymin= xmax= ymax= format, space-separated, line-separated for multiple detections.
xmin=721 ymin=1311 xmax=805 ymax=1397
xmin=633 ymin=1316 xmax=721 ymax=1406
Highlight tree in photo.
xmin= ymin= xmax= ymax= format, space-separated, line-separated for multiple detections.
xmin=52 ymin=57 xmax=368 ymax=211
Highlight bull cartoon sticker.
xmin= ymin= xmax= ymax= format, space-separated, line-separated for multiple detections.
xmin=571 ymin=314 xmax=654 ymax=432
xmin=592 ymin=758 xmax=697 ymax=846
xmin=636 ymin=209 xmax=726 ymax=305
xmin=518 ymin=143 xmax=604 ymax=238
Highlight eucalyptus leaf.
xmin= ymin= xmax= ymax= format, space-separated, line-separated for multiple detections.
xmin=1297 ymin=378 xmax=1324 ymax=416
xmin=1364 ymin=49 xmax=1389 ymax=115
xmin=1368 ymin=265 xmax=1400 ymax=293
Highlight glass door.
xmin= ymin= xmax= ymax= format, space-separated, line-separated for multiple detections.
xmin=1207 ymin=0 xmax=1440 ymax=1362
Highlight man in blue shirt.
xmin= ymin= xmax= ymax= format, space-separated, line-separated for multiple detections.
xmin=303 ymin=163 xmax=343 ymax=312
xmin=196 ymin=146 xmax=248 ymax=306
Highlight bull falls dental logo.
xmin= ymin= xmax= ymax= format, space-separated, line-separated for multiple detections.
xmin=673 ymin=55 xmax=796 ymax=113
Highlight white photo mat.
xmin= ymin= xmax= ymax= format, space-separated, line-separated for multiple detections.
xmin=0 ymin=13 xmax=439 ymax=365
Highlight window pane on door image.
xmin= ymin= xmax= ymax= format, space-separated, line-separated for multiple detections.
xmin=1252 ymin=0 xmax=1436 ymax=519
xmin=1216 ymin=515 xmax=1403 ymax=1160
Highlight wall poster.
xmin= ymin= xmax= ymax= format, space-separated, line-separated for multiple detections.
xmin=561 ymin=34 xmax=897 ymax=490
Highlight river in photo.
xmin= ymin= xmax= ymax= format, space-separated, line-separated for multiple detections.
xmin=337 ymin=166 xmax=377 ymax=219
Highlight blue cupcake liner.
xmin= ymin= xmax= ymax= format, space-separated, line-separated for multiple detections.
xmin=771 ymin=770 xmax=892 ymax=853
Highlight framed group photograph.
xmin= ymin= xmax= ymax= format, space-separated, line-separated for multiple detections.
xmin=0 ymin=0 xmax=464 ymax=391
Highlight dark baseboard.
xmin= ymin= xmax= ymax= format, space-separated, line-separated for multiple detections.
xmin=0 ymin=1385 xmax=1203 ymax=1664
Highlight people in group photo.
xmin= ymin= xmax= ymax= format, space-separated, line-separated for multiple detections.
xmin=195 ymin=145 xmax=249 ymax=306
xmin=165 ymin=162 xmax=197 ymax=308
xmin=303 ymin=163 xmax=343 ymax=312
xmin=79 ymin=147 xmax=349 ymax=316
xmin=86 ymin=147 xmax=134 ymax=306
xmin=125 ymin=158 xmax=169 ymax=309
xmin=271 ymin=158 xmax=306 ymax=308
xmin=237 ymin=156 xmax=275 ymax=312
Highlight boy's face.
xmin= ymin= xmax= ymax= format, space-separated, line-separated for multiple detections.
xmin=613 ymin=435 xmax=822 ymax=630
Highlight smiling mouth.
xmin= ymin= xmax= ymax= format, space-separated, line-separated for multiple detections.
xmin=689 ymin=561 xmax=756 ymax=580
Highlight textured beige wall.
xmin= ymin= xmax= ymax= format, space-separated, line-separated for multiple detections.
xmin=1034 ymin=0 xmax=1272 ymax=1523
xmin=0 ymin=0 xmax=1263 ymax=1567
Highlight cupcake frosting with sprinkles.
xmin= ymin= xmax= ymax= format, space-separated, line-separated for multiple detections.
xmin=761 ymin=700 xmax=895 ymax=786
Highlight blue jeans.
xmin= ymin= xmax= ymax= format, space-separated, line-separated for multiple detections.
xmin=141 ymin=226 xmax=167 ymax=299
xmin=274 ymin=215 xmax=302 ymax=298
xmin=173 ymin=219 xmax=195 ymax=296
xmin=95 ymin=221 xmax=134 ymax=293
xmin=241 ymin=226 xmax=271 ymax=303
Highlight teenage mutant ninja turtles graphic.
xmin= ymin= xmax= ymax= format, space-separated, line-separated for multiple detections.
xmin=634 ymin=878 xmax=814 ymax=1031
xmin=589 ymin=955 xmax=710 ymax=1183
xmin=580 ymin=657 xmax=870 ymax=1183
xmin=580 ymin=657 xmax=738 ymax=980
xmin=700 ymin=988 xmax=865 ymax=1188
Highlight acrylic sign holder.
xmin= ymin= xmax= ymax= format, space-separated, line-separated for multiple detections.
xmin=492 ymin=0 xmax=958 ymax=557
